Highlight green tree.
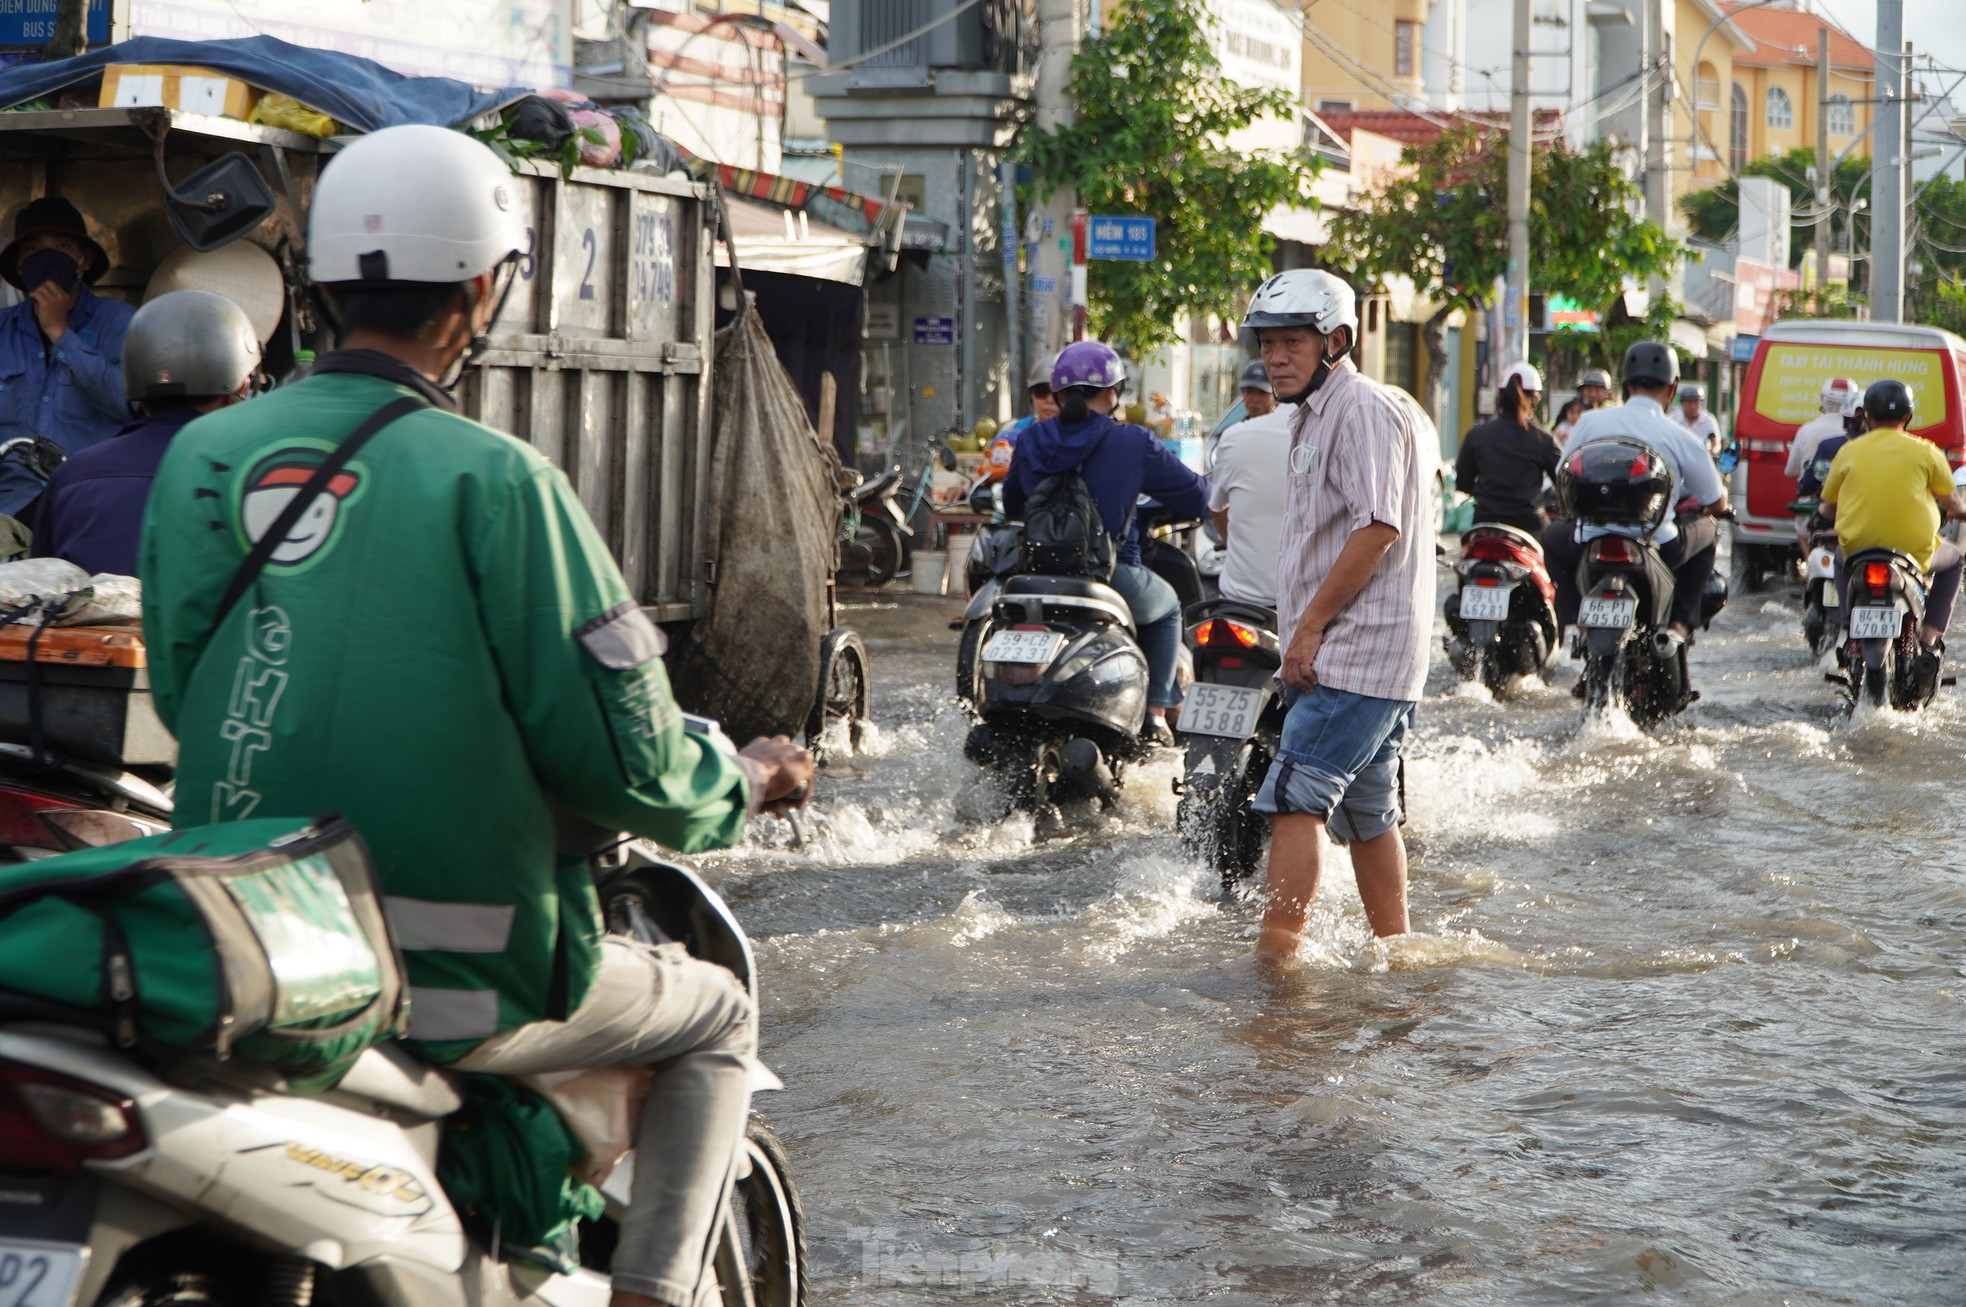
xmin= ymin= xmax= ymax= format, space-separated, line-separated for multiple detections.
xmin=1675 ymin=146 xmax=1872 ymax=258
xmin=1019 ymin=0 xmax=1320 ymax=355
xmin=1324 ymin=124 xmax=1680 ymax=414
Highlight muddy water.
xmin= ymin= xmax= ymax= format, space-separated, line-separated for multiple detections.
xmin=704 ymin=573 xmax=1966 ymax=1305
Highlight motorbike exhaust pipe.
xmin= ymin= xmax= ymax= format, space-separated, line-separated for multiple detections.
xmin=1060 ymin=738 xmax=1119 ymax=806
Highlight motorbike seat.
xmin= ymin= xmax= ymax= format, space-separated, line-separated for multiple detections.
xmin=1186 ymin=596 xmax=1279 ymax=630
xmin=852 ymin=466 xmax=903 ymax=502
xmin=334 ymin=1042 xmax=465 ymax=1121
xmin=1464 ymin=522 xmax=1544 ymax=556
xmin=998 ymin=574 xmax=1134 ymax=631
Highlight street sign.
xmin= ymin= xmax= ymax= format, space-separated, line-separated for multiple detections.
xmin=866 ymin=304 xmax=899 ymax=341
xmin=1087 ymin=215 xmax=1156 ymax=261
xmin=0 ymin=0 xmax=110 ymax=47
xmin=912 ymin=315 xmax=954 ymax=346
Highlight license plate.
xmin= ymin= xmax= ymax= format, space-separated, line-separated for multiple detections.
xmin=981 ymin=630 xmax=1065 ymax=665
xmin=1849 ymin=606 xmax=1902 ymax=639
xmin=0 ymin=1241 xmax=84 ymax=1307
xmin=1179 ymin=683 xmax=1266 ymax=739
xmin=1458 ymin=584 xmax=1511 ymax=622
xmin=1578 ymin=596 xmax=1637 ymax=629
xmin=1821 ymin=585 xmax=1840 ymax=608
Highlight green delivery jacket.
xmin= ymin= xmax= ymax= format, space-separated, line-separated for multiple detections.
xmin=138 ymin=368 xmax=752 ymax=1060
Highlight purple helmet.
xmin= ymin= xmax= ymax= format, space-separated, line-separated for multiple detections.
xmin=1051 ymin=340 xmax=1127 ymax=394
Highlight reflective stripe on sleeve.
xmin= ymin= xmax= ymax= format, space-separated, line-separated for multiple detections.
xmin=384 ymin=898 xmax=516 ymax=953
xmin=405 ymin=987 xmax=501 ymax=1042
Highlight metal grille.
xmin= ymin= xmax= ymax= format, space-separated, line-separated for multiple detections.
xmin=860 ymin=0 xmax=929 ymax=66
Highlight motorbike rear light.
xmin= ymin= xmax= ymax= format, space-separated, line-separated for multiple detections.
xmin=1197 ymin=618 xmax=1259 ymax=649
xmin=1565 ymin=453 xmax=1585 ymax=477
xmin=1218 ymin=657 xmax=1243 ymax=669
xmin=0 ymin=1060 xmax=145 ymax=1174
xmin=1630 ymin=454 xmax=1651 ymax=476
xmin=1864 ymin=562 xmax=1891 ymax=589
xmin=1589 ymin=537 xmax=1638 ymax=565
xmin=1475 ymin=576 xmax=1500 ymax=587
xmin=0 ymin=788 xmax=84 ymax=852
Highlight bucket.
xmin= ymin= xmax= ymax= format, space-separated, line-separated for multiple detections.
xmin=911 ymin=550 xmax=948 ymax=596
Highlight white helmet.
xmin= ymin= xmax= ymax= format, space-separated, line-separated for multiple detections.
xmin=1836 ymin=386 xmax=1865 ymax=419
xmin=1240 ymin=270 xmax=1358 ymax=344
xmin=1499 ymin=361 xmax=1543 ymax=392
xmin=1819 ymin=375 xmax=1858 ymax=415
xmin=308 ymin=126 xmax=525 ymax=285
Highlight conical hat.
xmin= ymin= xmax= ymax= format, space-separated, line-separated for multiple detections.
xmin=145 ymin=240 xmax=285 ymax=345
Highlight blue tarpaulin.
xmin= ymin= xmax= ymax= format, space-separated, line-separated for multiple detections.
xmin=0 ymin=36 xmax=526 ymax=133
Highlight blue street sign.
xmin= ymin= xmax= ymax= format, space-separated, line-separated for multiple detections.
xmin=1087 ymin=215 xmax=1156 ymax=262
xmin=0 ymin=0 xmax=110 ymax=48
xmin=912 ymin=316 xmax=955 ymax=346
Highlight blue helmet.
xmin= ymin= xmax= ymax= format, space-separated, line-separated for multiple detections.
xmin=1051 ymin=340 xmax=1127 ymax=394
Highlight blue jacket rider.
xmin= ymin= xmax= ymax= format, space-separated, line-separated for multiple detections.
xmin=0 ymin=197 xmax=134 ymax=520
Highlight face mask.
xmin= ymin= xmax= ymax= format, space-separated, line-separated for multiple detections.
xmin=18 ymin=247 xmax=80 ymax=294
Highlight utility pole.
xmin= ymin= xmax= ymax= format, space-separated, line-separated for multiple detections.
xmin=1025 ymin=0 xmax=1080 ymax=369
xmin=1814 ymin=29 xmax=1831 ymax=307
xmin=1503 ymin=0 xmax=1531 ymax=370
xmin=1642 ymin=0 xmax=1671 ymax=231
xmin=1872 ymin=0 xmax=1906 ymax=321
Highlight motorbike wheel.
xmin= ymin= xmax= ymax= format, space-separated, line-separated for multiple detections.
xmin=1004 ymin=738 xmax=1065 ymax=827
xmin=1478 ymin=645 xmax=1513 ymax=697
xmin=1888 ymin=626 xmax=1923 ymax=711
xmin=1862 ymin=656 xmax=1889 ymax=708
xmin=1581 ymin=649 xmax=1619 ymax=715
xmin=806 ymin=629 xmax=870 ymax=763
xmin=716 ymin=1117 xmax=809 ymax=1307
xmin=857 ymin=518 xmax=905 ymax=586
xmin=955 ymin=621 xmax=985 ymax=706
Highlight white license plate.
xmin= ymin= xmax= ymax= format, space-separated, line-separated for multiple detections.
xmin=0 ymin=1241 xmax=84 ymax=1307
xmin=1578 ymin=596 xmax=1637 ymax=629
xmin=1179 ymin=683 xmax=1266 ymax=739
xmin=1849 ymin=606 xmax=1903 ymax=639
xmin=982 ymin=630 xmax=1065 ymax=665
xmin=1821 ymin=584 xmax=1840 ymax=608
xmin=1458 ymin=584 xmax=1512 ymax=621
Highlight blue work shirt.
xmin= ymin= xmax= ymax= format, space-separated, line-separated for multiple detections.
xmin=1002 ymin=411 xmax=1209 ymax=565
xmin=0 ymin=285 xmax=136 ymax=517
xmin=31 ymin=406 xmax=199 ymax=577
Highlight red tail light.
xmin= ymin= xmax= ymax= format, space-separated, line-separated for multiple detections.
xmin=1589 ymin=537 xmax=1638 ymax=565
xmin=1566 ymin=454 xmax=1585 ymax=477
xmin=1198 ymin=618 xmax=1259 ymax=649
xmin=1629 ymin=454 xmax=1651 ymax=476
xmin=1864 ymin=562 xmax=1891 ymax=589
xmin=0 ymin=787 xmax=84 ymax=851
xmin=0 ymin=1059 xmax=146 ymax=1175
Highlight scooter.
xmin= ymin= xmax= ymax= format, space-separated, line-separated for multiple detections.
xmin=1174 ymin=600 xmax=1281 ymax=889
xmin=836 ymin=465 xmax=910 ymax=586
xmin=1562 ymin=439 xmax=1728 ymax=726
xmin=1798 ymin=510 xmax=1842 ymax=660
xmin=1837 ymin=548 xmax=1942 ymax=711
xmin=959 ymin=504 xmax=1201 ymax=815
xmin=1442 ymin=523 xmax=1560 ymax=694
xmin=0 ymin=842 xmax=805 ymax=1307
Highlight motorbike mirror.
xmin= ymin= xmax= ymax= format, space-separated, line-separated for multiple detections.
xmin=938 ymin=445 xmax=958 ymax=471
xmin=156 ymin=151 xmax=275 ymax=252
xmin=1952 ymin=464 xmax=1966 ymax=490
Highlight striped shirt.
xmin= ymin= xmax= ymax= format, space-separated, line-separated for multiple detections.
xmin=1276 ymin=359 xmax=1437 ymax=702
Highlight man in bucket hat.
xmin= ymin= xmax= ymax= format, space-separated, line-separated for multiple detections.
xmin=0 ymin=196 xmax=135 ymax=519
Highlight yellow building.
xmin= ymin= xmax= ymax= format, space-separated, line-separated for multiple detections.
xmin=1681 ymin=2 xmax=1873 ymax=198
xmin=1299 ymin=0 xmax=1430 ymax=115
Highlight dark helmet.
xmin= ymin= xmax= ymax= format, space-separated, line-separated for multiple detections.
xmin=1621 ymin=340 xmax=1680 ymax=390
xmin=1237 ymin=360 xmax=1272 ymax=394
xmin=1555 ymin=438 xmax=1674 ymax=528
xmin=1863 ymin=378 xmax=1915 ymax=426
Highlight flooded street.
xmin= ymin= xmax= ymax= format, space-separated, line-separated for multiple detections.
xmin=704 ymin=556 xmax=1966 ymax=1305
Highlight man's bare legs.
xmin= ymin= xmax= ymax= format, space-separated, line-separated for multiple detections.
xmin=1257 ymin=812 xmax=1410 ymax=962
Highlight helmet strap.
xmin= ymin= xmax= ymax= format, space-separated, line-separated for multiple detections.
xmin=440 ymin=257 xmax=521 ymax=393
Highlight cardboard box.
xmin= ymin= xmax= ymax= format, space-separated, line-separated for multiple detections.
xmin=99 ymin=65 xmax=261 ymax=120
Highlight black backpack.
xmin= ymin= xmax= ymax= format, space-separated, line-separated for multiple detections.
xmin=1017 ymin=429 xmax=1134 ymax=579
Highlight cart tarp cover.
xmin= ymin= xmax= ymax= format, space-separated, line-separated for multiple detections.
xmin=0 ymin=37 xmax=523 ymax=132
xmin=668 ymin=303 xmax=840 ymax=744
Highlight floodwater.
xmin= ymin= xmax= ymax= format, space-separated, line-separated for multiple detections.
xmin=704 ymin=561 xmax=1966 ymax=1306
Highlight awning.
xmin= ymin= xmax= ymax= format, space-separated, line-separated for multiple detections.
xmin=1670 ymin=318 xmax=1710 ymax=361
xmin=718 ymin=197 xmax=869 ymax=286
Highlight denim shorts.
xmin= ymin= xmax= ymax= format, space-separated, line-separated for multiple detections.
xmin=1252 ymin=684 xmax=1415 ymax=842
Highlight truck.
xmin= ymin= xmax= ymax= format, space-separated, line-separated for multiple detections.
xmin=0 ymin=102 xmax=866 ymax=748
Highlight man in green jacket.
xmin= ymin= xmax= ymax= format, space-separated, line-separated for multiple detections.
xmin=139 ymin=125 xmax=811 ymax=1307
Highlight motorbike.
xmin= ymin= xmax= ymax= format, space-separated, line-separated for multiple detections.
xmin=958 ymin=502 xmax=1202 ymax=816
xmin=0 ymin=744 xmax=172 ymax=859
xmin=1442 ymin=523 xmax=1560 ymax=694
xmin=0 ymin=840 xmax=806 ymax=1307
xmin=1173 ymin=600 xmax=1281 ymax=889
xmin=1836 ymin=547 xmax=1943 ymax=711
xmin=836 ymin=465 xmax=910 ymax=586
xmin=1561 ymin=439 xmax=1729 ymax=726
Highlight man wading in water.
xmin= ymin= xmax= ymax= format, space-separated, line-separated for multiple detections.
xmin=1238 ymin=270 xmax=1435 ymax=962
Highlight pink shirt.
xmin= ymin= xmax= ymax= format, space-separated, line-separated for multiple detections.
xmin=1277 ymin=359 xmax=1436 ymax=702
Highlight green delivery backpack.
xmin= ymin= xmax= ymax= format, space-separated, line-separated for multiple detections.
xmin=0 ymin=816 xmax=406 ymax=1089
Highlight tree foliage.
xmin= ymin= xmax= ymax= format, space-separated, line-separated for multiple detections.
xmin=1019 ymin=0 xmax=1320 ymax=355
xmin=1327 ymin=124 xmax=1679 ymax=322
xmin=1675 ymin=146 xmax=1870 ymax=257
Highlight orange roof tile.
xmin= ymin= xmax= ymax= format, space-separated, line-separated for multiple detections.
xmin=1722 ymin=4 xmax=1873 ymax=73
xmin=1318 ymin=107 xmax=1564 ymax=150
